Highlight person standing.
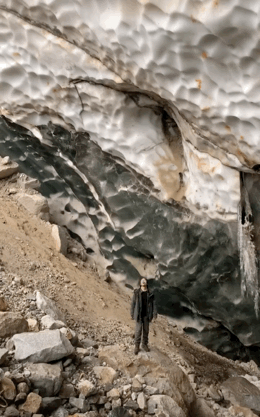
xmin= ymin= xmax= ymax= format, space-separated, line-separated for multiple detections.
xmin=130 ymin=277 xmax=157 ymax=354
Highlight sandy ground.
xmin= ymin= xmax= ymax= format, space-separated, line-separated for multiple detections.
xmin=0 ymin=176 xmax=254 ymax=389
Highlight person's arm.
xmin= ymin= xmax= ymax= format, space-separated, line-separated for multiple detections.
xmin=130 ymin=291 xmax=136 ymax=319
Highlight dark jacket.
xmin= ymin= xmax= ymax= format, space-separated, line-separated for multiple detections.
xmin=131 ymin=288 xmax=157 ymax=322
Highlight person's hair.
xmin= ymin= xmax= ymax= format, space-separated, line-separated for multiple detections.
xmin=138 ymin=277 xmax=148 ymax=288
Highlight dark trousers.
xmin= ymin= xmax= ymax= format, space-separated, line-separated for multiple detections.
xmin=135 ymin=316 xmax=149 ymax=346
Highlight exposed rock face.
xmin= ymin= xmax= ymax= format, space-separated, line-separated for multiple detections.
xmin=1 ymin=0 xmax=260 ymax=352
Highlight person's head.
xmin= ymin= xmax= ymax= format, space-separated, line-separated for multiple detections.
xmin=139 ymin=277 xmax=148 ymax=291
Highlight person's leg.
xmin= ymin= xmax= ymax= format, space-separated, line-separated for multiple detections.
xmin=142 ymin=317 xmax=150 ymax=351
xmin=134 ymin=320 xmax=142 ymax=354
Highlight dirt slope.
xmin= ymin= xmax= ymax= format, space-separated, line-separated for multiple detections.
xmin=0 ymin=176 xmax=255 ymax=391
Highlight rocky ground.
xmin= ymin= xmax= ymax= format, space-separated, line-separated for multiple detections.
xmin=1 ymin=157 xmax=260 ymax=417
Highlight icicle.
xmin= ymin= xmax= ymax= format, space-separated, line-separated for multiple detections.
xmin=238 ymin=174 xmax=259 ymax=317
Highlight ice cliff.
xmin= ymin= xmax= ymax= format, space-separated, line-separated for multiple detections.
xmin=1 ymin=0 xmax=260 ymax=353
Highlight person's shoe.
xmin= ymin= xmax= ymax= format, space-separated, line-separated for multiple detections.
xmin=142 ymin=344 xmax=150 ymax=352
xmin=134 ymin=344 xmax=140 ymax=355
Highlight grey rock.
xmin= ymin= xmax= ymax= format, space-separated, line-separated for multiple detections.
xmin=15 ymin=193 xmax=49 ymax=221
xmin=40 ymin=397 xmax=61 ymax=413
xmin=41 ymin=315 xmax=65 ymax=330
xmin=12 ymin=329 xmax=74 ymax=362
xmin=123 ymin=400 xmax=139 ymax=411
xmin=0 ymin=349 xmax=8 ymax=365
xmin=14 ymin=392 xmax=27 ymax=404
xmin=26 ymin=363 xmax=63 ymax=397
xmin=0 ymin=312 xmax=28 ymax=338
xmin=4 ymin=406 xmax=19 ymax=417
xmin=137 ymin=392 xmax=146 ymax=410
xmin=108 ymin=407 xmax=131 ymax=417
xmin=59 ymin=383 xmax=76 ymax=399
xmin=221 ymin=377 xmax=260 ymax=415
xmin=147 ymin=395 xmax=186 ymax=417
xmin=51 ymin=406 xmax=69 ymax=417
xmin=69 ymin=397 xmax=87 ymax=412
xmin=36 ymin=292 xmax=65 ymax=322
xmin=17 ymin=382 xmax=30 ymax=394
xmin=81 ymin=338 xmax=99 ymax=349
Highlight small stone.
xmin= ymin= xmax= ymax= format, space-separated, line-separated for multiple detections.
xmin=19 ymin=392 xmax=42 ymax=414
xmin=0 ymin=297 xmax=8 ymax=311
xmin=124 ymin=400 xmax=139 ymax=411
xmin=132 ymin=379 xmax=142 ymax=392
xmin=93 ymin=366 xmax=118 ymax=385
xmin=77 ymin=380 xmax=96 ymax=397
xmin=4 ymin=405 xmax=19 ymax=417
xmin=59 ymin=383 xmax=76 ymax=399
xmin=112 ymin=399 xmax=122 ymax=408
xmin=14 ymin=392 xmax=27 ymax=405
xmin=69 ymin=397 xmax=87 ymax=411
xmin=107 ymin=388 xmax=120 ymax=400
xmin=27 ymin=318 xmax=39 ymax=332
xmin=104 ymin=402 xmax=112 ymax=410
xmin=41 ymin=315 xmax=65 ymax=330
xmin=52 ymin=407 xmax=69 ymax=417
xmin=1 ymin=377 xmax=16 ymax=400
xmin=40 ymin=397 xmax=61 ymax=413
xmin=0 ymin=348 xmax=8 ymax=365
xmin=137 ymin=392 xmax=146 ymax=410
xmin=17 ymin=382 xmax=30 ymax=394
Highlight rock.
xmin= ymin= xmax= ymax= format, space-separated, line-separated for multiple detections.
xmin=0 ymin=348 xmax=8 ymax=365
xmin=41 ymin=315 xmax=65 ymax=330
xmin=12 ymin=329 xmax=74 ymax=362
xmin=51 ymin=225 xmax=68 ymax=255
xmin=1 ymin=377 xmax=16 ymax=401
xmin=93 ymin=366 xmax=118 ymax=385
xmin=17 ymin=174 xmax=40 ymax=191
xmin=132 ymin=378 xmax=142 ymax=392
xmin=69 ymin=397 xmax=87 ymax=411
xmin=19 ymin=392 xmax=42 ymax=414
xmin=52 ymin=406 xmax=69 ymax=417
xmin=137 ymin=393 xmax=146 ymax=410
xmin=26 ymin=363 xmax=63 ymax=397
xmin=59 ymin=383 xmax=76 ymax=398
xmin=77 ymin=380 xmax=96 ymax=397
xmin=147 ymin=395 xmax=186 ymax=417
xmin=123 ymin=400 xmax=139 ymax=411
xmin=228 ymin=405 xmax=259 ymax=417
xmin=4 ymin=406 xmax=19 ymax=417
xmin=14 ymin=392 xmax=27 ymax=404
xmin=0 ymin=158 xmax=19 ymax=179
xmin=27 ymin=318 xmax=39 ymax=332
xmin=108 ymin=408 xmax=131 ymax=417
xmin=36 ymin=292 xmax=65 ymax=322
xmin=207 ymin=384 xmax=223 ymax=401
xmin=59 ymin=327 xmax=78 ymax=345
xmin=0 ymin=297 xmax=8 ymax=311
xmin=107 ymin=388 xmax=120 ymax=400
xmin=144 ymin=386 xmax=159 ymax=396
xmin=15 ymin=193 xmax=49 ymax=221
xmin=17 ymin=382 xmax=30 ymax=394
xmin=221 ymin=377 xmax=260 ymax=415
xmin=190 ymin=398 xmax=215 ymax=417
xmin=81 ymin=338 xmax=99 ymax=349
xmin=6 ymin=339 xmax=14 ymax=351
xmin=0 ymin=312 xmax=28 ymax=337
xmin=112 ymin=399 xmax=122 ymax=408
xmin=40 ymin=397 xmax=61 ymax=413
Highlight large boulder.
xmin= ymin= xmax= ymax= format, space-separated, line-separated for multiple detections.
xmin=0 ymin=312 xmax=28 ymax=338
xmin=221 ymin=377 xmax=260 ymax=415
xmin=36 ymin=292 xmax=66 ymax=322
xmin=12 ymin=329 xmax=74 ymax=362
xmin=15 ymin=193 xmax=49 ymax=221
xmin=147 ymin=395 xmax=186 ymax=417
xmin=25 ymin=363 xmax=63 ymax=397
xmin=0 ymin=157 xmax=19 ymax=179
